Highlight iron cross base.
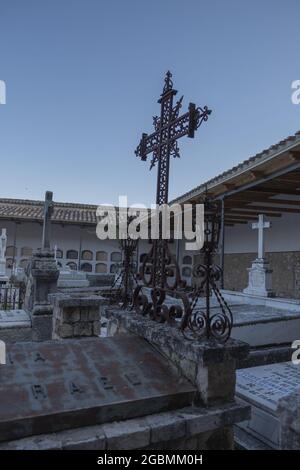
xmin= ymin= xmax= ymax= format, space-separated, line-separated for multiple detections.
xmin=131 ymin=240 xmax=233 ymax=343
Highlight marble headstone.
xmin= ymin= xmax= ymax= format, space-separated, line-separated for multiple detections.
xmin=236 ymin=362 xmax=300 ymax=448
xmin=57 ymin=266 xmax=89 ymax=288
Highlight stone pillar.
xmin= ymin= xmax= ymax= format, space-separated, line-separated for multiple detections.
xmin=25 ymin=248 xmax=59 ymax=341
xmin=50 ymin=293 xmax=107 ymax=339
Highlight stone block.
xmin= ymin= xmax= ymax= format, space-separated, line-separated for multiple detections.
xmin=63 ymin=307 xmax=80 ymax=323
xmin=278 ymin=388 xmax=300 ymax=449
xmin=31 ymin=314 xmax=53 ymax=341
xmin=88 ymin=309 xmax=100 ymax=321
xmin=57 ymin=323 xmax=74 ymax=338
xmin=73 ymin=322 xmax=92 ymax=337
xmin=146 ymin=410 xmax=186 ymax=444
xmin=93 ymin=321 xmax=101 ymax=335
xmin=80 ymin=309 xmax=90 ymax=321
xmin=196 ymin=361 xmax=236 ymax=404
xmin=102 ymin=420 xmax=150 ymax=450
xmin=61 ymin=426 xmax=106 ymax=450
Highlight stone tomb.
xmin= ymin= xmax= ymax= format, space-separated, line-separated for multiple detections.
xmin=0 ymin=336 xmax=196 ymax=443
xmin=236 ymin=362 xmax=300 ymax=449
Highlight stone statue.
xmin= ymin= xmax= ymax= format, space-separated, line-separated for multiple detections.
xmin=0 ymin=228 xmax=7 ymax=260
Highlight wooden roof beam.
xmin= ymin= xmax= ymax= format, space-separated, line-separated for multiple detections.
xmin=230 ymin=205 xmax=300 ymax=214
xmin=287 ymin=151 xmax=300 ymax=162
xmin=226 ymin=209 xmax=282 ymax=217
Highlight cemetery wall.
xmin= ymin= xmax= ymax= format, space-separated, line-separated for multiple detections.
xmin=223 ymin=251 xmax=300 ymax=298
xmin=224 ymin=212 xmax=300 ymax=254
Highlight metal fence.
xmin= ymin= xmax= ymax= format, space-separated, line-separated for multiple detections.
xmin=0 ymin=285 xmax=25 ymax=310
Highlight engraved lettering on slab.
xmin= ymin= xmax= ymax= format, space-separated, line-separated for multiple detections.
xmin=34 ymin=352 xmax=46 ymax=362
xmin=125 ymin=372 xmax=142 ymax=386
xmin=99 ymin=376 xmax=114 ymax=390
xmin=69 ymin=381 xmax=84 ymax=395
xmin=32 ymin=384 xmax=47 ymax=400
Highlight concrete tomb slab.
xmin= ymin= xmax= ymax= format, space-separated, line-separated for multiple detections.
xmin=236 ymin=362 xmax=300 ymax=448
xmin=0 ymin=309 xmax=31 ymax=328
xmin=57 ymin=267 xmax=89 ymax=288
xmin=0 ymin=336 xmax=196 ymax=442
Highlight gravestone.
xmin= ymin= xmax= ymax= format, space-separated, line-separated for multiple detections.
xmin=0 ymin=229 xmax=8 ymax=284
xmin=0 ymin=336 xmax=196 ymax=443
xmin=243 ymin=214 xmax=274 ymax=297
xmin=57 ymin=266 xmax=89 ymax=288
xmin=236 ymin=362 xmax=300 ymax=448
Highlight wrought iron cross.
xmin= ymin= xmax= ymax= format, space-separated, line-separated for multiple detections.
xmin=135 ymin=71 xmax=211 ymax=288
xmin=135 ymin=71 xmax=211 ymax=204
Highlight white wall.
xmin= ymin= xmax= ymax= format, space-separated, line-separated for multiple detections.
xmin=0 ymin=220 xmax=195 ymax=285
xmin=224 ymin=212 xmax=300 ymax=254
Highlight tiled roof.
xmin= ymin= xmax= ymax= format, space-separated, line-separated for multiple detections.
xmin=171 ymin=130 xmax=300 ymax=204
xmin=0 ymin=198 xmax=99 ymax=225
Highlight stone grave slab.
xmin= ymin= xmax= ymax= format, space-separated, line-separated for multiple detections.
xmin=57 ymin=268 xmax=89 ymax=288
xmin=0 ymin=336 xmax=196 ymax=442
xmin=236 ymin=362 xmax=300 ymax=448
xmin=0 ymin=309 xmax=31 ymax=329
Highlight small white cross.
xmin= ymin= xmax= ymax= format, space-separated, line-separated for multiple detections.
xmin=252 ymin=214 xmax=271 ymax=259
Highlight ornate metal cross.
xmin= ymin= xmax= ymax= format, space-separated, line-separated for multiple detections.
xmin=135 ymin=71 xmax=211 ymax=289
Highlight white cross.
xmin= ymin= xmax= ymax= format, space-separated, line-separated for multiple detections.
xmin=251 ymin=214 xmax=271 ymax=259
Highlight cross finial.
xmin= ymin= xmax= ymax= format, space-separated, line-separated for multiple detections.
xmin=163 ymin=71 xmax=173 ymax=93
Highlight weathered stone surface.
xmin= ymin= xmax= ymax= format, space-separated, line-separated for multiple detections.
xmin=31 ymin=314 xmax=53 ymax=341
xmin=51 ymin=293 xmax=107 ymax=339
xmin=146 ymin=410 xmax=186 ymax=444
xmin=93 ymin=320 xmax=101 ymax=335
xmin=103 ymin=420 xmax=150 ymax=450
xmin=61 ymin=426 xmax=106 ymax=450
xmin=63 ymin=307 xmax=80 ymax=323
xmin=106 ymin=307 xmax=248 ymax=404
xmin=57 ymin=323 xmax=73 ymax=338
xmin=73 ymin=321 xmax=92 ymax=336
xmin=278 ymin=388 xmax=300 ymax=449
xmin=237 ymin=362 xmax=300 ymax=449
xmin=0 ymin=403 xmax=250 ymax=450
xmin=0 ymin=337 xmax=196 ymax=442
xmin=25 ymin=248 xmax=59 ymax=316
xmin=0 ymin=310 xmax=32 ymax=343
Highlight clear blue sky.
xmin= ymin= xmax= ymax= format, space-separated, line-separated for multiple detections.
xmin=0 ymin=0 xmax=300 ymax=207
